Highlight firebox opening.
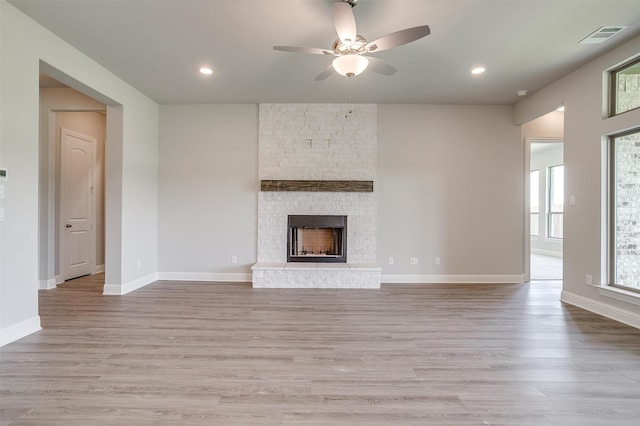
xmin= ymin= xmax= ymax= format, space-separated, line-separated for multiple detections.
xmin=292 ymin=228 xmax=343 ymax=258
xmin=287 ymin=215 xmax=347 ymax=263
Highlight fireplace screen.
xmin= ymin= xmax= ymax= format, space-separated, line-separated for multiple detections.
xmin=287 ymin=215 xmax=347 ymax=263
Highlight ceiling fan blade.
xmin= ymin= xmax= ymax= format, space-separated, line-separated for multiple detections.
xmin=334 ymin=2 xmax=357 ymax=44
xmin=367 ymin=57 xmax=397 ymax=76
xmin=365 ymin=25 xmax=431 ymax=52
xmin=273 ymin=46 xmax=334 ymax=55
xmin=314 ymin=64 xmax=336 ymax=81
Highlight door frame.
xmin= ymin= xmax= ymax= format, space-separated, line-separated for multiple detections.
xmin=40 ymin=62 xmax=125 ymax=296
xmin=59 ymin=127 xmax=98 ymax=281
xmin=523 ymin=137 xmax=564 ymax=282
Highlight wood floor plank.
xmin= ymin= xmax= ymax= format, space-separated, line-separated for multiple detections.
xmin=2 ymin=276 xmax=640 ymax=425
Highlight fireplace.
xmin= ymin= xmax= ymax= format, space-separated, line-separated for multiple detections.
xmin=287 ymin=215 xmax=347 ymax=263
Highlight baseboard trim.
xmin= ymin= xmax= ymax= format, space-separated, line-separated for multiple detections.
xmin=39 ymin=278 xmax=57 ymax=290
xmin=103 ymin=272 xmax=158 ymax=295
xmin=561 ymin=290 xmax=640 ymax=329
xmin=95 ymin=264 xmax=105 ymax=274
xmin=381 ymin=274 xmax=524 ymax=284
xmin=55 ymin=275 xmax=64 ymax=285
xmin=157 ymin=272 xmax=252 ymax=283
xmin=0 ymin=316 xmax=42 ymax=347
xmin=101 ymin=272 xmax=523 ymax=292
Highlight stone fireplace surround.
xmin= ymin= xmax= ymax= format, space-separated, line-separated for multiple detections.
xmin=252 ymin=104 xmax=381 ymax=288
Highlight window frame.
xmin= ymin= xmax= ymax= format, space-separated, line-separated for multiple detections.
xmin=608 ymin=127 xmax=640 ymax=294
xmin=609 ymin=56 xmax=640 ymax=117
xmin=547 ymin=164 xmax=564 ymax=240
xmin=530 ymin=169 xmax=540 ymax=237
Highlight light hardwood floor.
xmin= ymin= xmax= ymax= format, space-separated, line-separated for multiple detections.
xmin=2 ymin=275 xmax=640 ymax=425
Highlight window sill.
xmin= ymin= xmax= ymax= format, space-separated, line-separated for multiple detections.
xmin=544 ymin=238 xmax=563 ymax=244
xmin=597 ymin=285 xmax=640 ymax=306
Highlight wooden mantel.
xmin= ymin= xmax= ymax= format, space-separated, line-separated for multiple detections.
xmin=260 ymin=180 xmax=374 ymax=193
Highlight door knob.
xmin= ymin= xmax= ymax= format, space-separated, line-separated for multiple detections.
xmin=65 ymin=224 xmax=72 ymax=228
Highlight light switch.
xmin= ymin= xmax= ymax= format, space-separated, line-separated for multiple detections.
xmin=569 ymin=195 xmax=576 ymax=206
xmin=0 ymin=208 xmax=4 ymax=221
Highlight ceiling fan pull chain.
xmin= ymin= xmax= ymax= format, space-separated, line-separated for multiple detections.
xmin=346 ymin=77 xmax=353 ymax=119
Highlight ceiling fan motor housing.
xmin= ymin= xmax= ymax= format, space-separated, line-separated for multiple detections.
xmin=332 ymin=35 xmax=368 ymax=54
xmin=343 ymin=0 xmax=359 ymax=7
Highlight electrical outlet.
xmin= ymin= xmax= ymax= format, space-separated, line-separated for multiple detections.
xmin=305 ymin=139 xmax=312 ymax=148
xmin=232 ymin=255 xmax=238 ymax=264
xmin=410 ymin=257 xmax=418 ymax=265
xmin=388 ymin=257 xmax=394 ymax=265
xmin=435 ymin=257 xmax=441 ymax=265
xmin=586 ymin=274 xmax=593 ymax=285
xmin=136 ymin=259 xmax=142 ymax=268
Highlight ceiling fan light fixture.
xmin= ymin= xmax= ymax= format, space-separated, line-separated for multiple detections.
xmin=333 ymin=54 xmax=369 ymax=77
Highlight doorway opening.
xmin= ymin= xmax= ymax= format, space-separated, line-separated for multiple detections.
xmin=522 ymin=108 xmax=565 ymax=283
xmin=38 ymin=67 xmax=110 ymax=293
xmin=529 ymin=141 xmax=563 ymax=280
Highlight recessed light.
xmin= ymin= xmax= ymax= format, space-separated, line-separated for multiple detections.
xmin=517 ymin=89 xmax=528 ymax=97
xmin=199 ymin=67 xmax=213 ymax=75
xmin=471 ymin=67 xmax=486 ymax=75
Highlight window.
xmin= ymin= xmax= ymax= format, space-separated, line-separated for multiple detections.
xmin=610 ymin=129 xmax=640 ymax=292
xmin=548 ymin=165 xmax=564 ymax=239
xmin=610 ymin=57 xmax=640 ymax=116
xmin=530 ymin=170 xmax=540 ymax=236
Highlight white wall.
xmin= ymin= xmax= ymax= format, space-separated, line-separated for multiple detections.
xmin=158 ymin=105 xmax=258 ymax=280
xmin=377 ymin=105 xmax=523 ymax=282
xmin=522 ymin=110 xmax=564 ymax=139
xmin=1 ymin=1 xmax=159 ymax=345
xmin=157 ymin=103 xmax=523 ymax=283
xmin=514 ymin=33 xmax=640 ymax=327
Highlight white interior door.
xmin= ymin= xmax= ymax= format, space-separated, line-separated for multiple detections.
xmin=61 ymin=128 xmax=96 ymax=280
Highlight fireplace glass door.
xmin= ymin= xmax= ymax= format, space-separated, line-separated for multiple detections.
xmin=287 ymin=215 xmax=347 ymax=263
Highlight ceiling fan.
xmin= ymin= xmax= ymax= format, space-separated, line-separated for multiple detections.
xmin=273 ymin=0 xmax=431 ymax=80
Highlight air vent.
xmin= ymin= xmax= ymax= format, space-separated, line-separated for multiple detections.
xmin=579 ymin=26 xmax=628 ymax=44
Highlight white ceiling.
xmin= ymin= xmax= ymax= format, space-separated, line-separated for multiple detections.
xmin=13 ymin=0 xmax=640 ymax=105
